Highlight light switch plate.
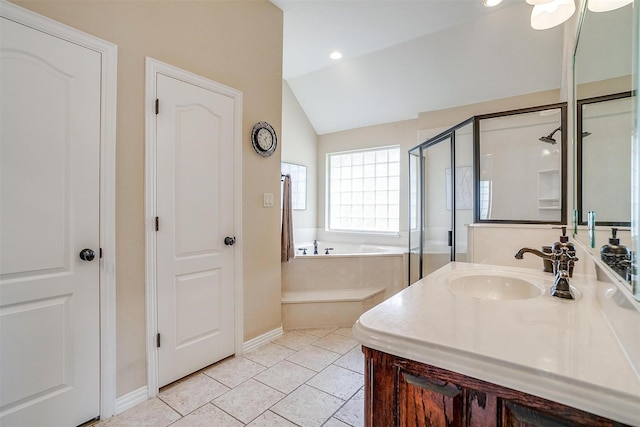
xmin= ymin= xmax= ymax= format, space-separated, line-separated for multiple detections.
xmin=263 ymin=193 xmax=274 ymax=207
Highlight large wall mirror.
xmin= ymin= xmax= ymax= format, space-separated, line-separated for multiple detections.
xmin=573 ymin=0 xmax=636 ymax=292
xmin=577 ymin=91 xmax=633 ymax=226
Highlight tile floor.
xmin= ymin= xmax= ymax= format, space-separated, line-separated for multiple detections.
xmin=93 ymin=327 xmax=365 ymax=427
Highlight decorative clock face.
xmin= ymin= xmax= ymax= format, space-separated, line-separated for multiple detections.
xmin=251 ymin=122 xmax=277 ymax=157
xmin=257 ymin=128 xmax=273 ymax=150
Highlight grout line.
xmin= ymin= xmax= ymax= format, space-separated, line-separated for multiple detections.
xmin=208 ymin=400 xmax=251 ymax=426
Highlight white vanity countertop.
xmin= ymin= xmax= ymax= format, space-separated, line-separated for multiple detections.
xmin=352 ymin=262 xmax=640 ymax=425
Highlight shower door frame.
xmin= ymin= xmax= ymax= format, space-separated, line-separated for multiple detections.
xmin=473 ymin=102 xmax=568 ymax=225
xmin=408 ymin=118 xmax=474 ymax=284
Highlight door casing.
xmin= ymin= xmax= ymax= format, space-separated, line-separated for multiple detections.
xmin=0 ymin=0 xmax=118 ymax=419
xmin=144 ymin=57 xmax=244 ymax=396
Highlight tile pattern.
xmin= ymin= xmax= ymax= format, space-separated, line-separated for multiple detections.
xmin=93 ymin=329 xmax=365 ymax=426
xmin=158 ymin=373 xmax=229 ymax=415
xmin=212 ymin=379 xmax=285 ymax=423
xmin=271 ymin=385 xmax=345 ymax=427
xmin=96 ymin=397 xmax=181 ymax=426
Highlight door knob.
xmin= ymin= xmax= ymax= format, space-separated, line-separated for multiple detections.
xmin=79 ymin=248 xmax=96 ymax=261
xmin=224 ymin=236 xmax=236 ymax=246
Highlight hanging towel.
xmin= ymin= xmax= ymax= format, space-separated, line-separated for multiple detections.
xmin=281 ymin=174 xmax=295 ymax=262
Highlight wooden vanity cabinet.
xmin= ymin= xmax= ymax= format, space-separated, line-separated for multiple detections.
xmin=363 ymin=347 xmax=629 ymax=427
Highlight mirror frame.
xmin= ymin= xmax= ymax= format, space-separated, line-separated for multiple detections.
xmin=576 ymin=91 xmax=633 ymax=227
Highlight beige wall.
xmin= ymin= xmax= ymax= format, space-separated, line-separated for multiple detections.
xmin=576 ymin=75 xmax=632 ymax=99
xmin=417 ymin=89 xmax=562 ymax=131
xmin=12 ymin=0 xmax=283 ymax=398
xmin=281 ymin=81 xmax=318 ymax=241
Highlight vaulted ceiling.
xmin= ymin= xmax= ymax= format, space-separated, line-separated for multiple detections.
xmin=271 ymin=0 xmax=565 ymax=135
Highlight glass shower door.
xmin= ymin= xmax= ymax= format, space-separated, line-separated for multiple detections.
xmin=454 ymin=122 xmax=474 ymax=262
xmin=408 ymin=119 xmax=475 ymax=284
xmin=422 ymin=135 xmax=453 ymax=277
xmin=408 ymin=147 xmax=422 ymax=285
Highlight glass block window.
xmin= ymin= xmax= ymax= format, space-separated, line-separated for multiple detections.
xmin=328 ymin=146 xmax=400 ymax=232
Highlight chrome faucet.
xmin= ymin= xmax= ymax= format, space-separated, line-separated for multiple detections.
xmin=515 ymin=247 xmax=578 ymax=300
xmin=313 ymin=240 xmax=318 ymax=255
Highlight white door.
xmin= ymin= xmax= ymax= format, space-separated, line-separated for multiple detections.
xmin=155 ymin=72 xmax=236 ymax=387
xmin=0 ymin=17 xmax=101 ymax=427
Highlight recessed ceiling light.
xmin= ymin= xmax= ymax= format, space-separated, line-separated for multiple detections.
xmin=329 ymin=51 xmax=343 ymax=60
xmin=484 ymin=0 xmax=503 ymax=6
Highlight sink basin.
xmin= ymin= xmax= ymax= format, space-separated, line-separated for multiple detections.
xmin=447 ymin=273 xmax=545 ymax=301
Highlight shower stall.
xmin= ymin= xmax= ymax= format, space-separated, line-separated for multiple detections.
xmin=408 ymin=103 xmax=567 ymax=285
xmin=408 ymin=119 xmax=474 ymax=284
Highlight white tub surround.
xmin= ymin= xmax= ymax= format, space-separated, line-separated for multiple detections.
xmin=353 ymin=262 xmax=640 ymax=426
xmin=281 ymin=244 xmax=406 ymax=329
xmin=282 ymin=288 xmax=385 ymax=328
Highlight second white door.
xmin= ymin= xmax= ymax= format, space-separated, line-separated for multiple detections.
xmin=155 ymin=70 xmax=236 ymax=387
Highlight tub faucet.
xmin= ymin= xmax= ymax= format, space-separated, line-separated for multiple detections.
xmin=313 ymin=240 xmax=318 ymax=255
xmin=515 ymin=247 xmax=578 ymax=300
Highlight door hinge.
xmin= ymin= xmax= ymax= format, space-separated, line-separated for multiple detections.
xmin=155 ymin=216 xmax=159 ymax=231
xmin=448 ymin=230 xmax=453 ymax=247
xmin=155 ymin=98 xmax=159 ymax=115
xmin=99 ymin=248 xmax=103 ymax=259
xmin=157 ymin=333 xmax=161 ymax=348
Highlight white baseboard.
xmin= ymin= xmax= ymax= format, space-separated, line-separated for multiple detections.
xmin=111 ymin=329 xmax=282 ymax=416
xmin=115 ymin=386 xmax=148 ymax=415
xmin=242 ymin=326 xmax=284 ymax=353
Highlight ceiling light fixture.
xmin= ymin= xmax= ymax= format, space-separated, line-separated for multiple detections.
xmin=588 ymin=0 xmax=632 ymax=12
xmin=530 ymin=0 xmax=576 ymax=30
xmin=329 ymin=51 xmax=343 ymax=60
xmin=483 ymin=0 xmax=504 ymax=7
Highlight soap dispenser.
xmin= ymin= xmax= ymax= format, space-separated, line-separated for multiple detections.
xmin=600 ymin=228 xmax=630 ymax=279
xmin=552 ymin=227 xmax=576 ymax=277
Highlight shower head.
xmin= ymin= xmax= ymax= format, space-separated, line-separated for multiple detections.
xmin=539 ymin=135 xmax=557 ymax=145
xmin=539 ymin=127 xmax=561 ymax=145
xmin=582 ymin=131 xmax=592 ymax=138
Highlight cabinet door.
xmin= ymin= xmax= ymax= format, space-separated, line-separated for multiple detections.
xmin=502 ymin=401 xmax=573 ymax=427
xmin=501 ymin=400 xmax=625 ymax=427
xmin=398 ymin=369 xmax=463 ymax=427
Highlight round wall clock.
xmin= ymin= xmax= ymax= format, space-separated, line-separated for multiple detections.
xmin=251 ymin=121 xmax=277 ymax=157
